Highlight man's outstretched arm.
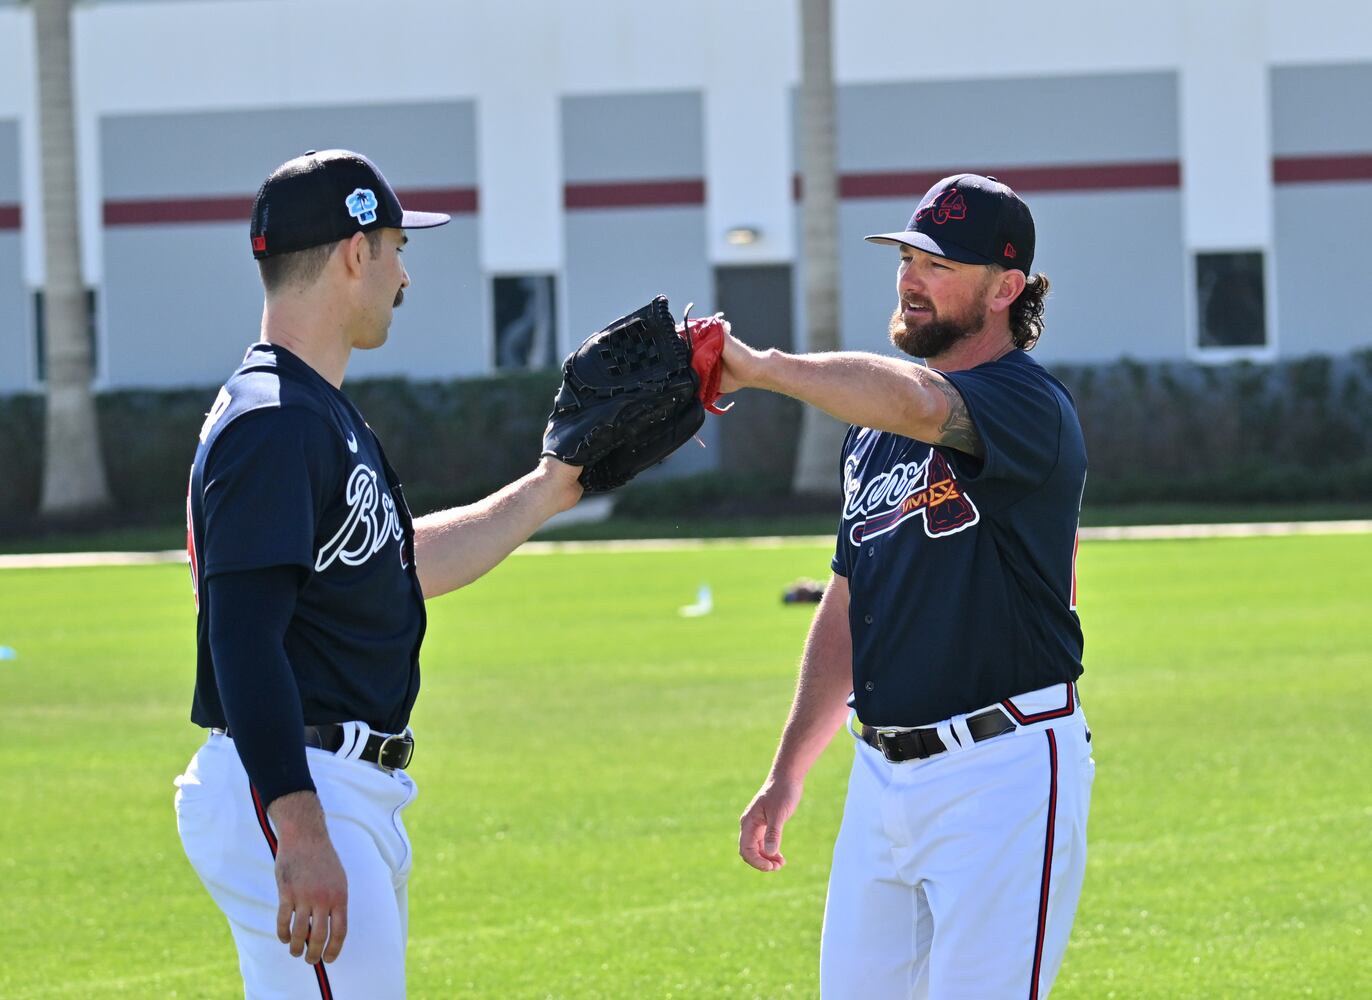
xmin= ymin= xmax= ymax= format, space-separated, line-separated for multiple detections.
xmin=739 ymin=573 xmax=854 ymax=871
xmin=412 ymin=457 xmax=583 ymax=600
xmin=717 ymin=338 xmax=983 ymax=457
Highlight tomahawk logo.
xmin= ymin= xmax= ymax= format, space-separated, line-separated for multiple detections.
xmin=915 ymin=189 xmax=968 ymax=226
xmin=843 ymin=450 xmax=979 ymax=545
xmin=315 ymin=464 xmax=405 ymax=571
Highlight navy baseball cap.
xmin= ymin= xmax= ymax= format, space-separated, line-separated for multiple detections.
xmin=865 ymin=173 xmax=1035 ymax=275
xmin=249 ymin=149 xmax=450 ymax=259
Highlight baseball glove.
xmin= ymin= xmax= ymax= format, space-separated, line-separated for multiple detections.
xmin=542 ymin=295 xmax=729 ymax=493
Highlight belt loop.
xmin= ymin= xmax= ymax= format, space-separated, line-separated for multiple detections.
xmin=339 ymin=721 xmax=370 ymax=761
xmin=948 ymin=714 xmax=975 ymax=751
xmin=935 ymin=719 xmax=961 ymax=755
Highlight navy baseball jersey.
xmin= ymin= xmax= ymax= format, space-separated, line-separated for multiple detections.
xmin=187 ymin=343 xmax=426 ymax=733
xmin=832 ymin=350 xmax=1086 ymax=727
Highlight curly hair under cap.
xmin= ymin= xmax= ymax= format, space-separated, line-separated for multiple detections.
xmin=1009 ymin=272 xmax=1051 ymax=351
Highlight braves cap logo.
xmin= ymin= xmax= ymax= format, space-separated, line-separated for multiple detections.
xmin=915 ymin=189 xmax=968 ymax=226
xmin=345 ymin=188 xmax=379 ymax=225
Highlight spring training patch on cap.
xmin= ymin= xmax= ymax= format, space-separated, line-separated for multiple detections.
xmin=346 ymin=188 xmax=379 ymax=225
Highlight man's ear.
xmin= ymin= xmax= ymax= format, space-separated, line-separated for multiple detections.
xmin=988 ymin=268 xmax=1026 ymax=315
xmin=340 ymin=231 xmax=369 ymax=278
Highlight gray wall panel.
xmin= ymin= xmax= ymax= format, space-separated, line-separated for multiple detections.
xmin=560 ymin=91 xmax=715 ymax=470
xmin=0 ymin=119 xmax=19 ymax=198
xmin=0 ymin=233 xmax=27 ymax=393
xmin=836 ymin=189 xmax=1187 ymax=363
xmin=0 ymin=120 xmax=26 ymax=393
xmin=102 ymin=219 xmax=483 ymax=388
xmin=346 ymin=218 xmax=485 ymax=381
xmin=101 ymin=225 xmax=264 ymax=388
xmin=100 ymin=103 xmax=481 ymax=388
xmin=1271 ymin=63 xmax=1372 ymax=155
xmin=101 ymin=102 xmax=477 ymax=198
xmin=1275 ymin=185 xmax=1372 ymax=356
xmin=562 ymin=205 xmax=717 ymax=475
xmin=562 ymin=92 xmax=703 ymax=182
xmin=564 ymin=208 xmax=712 ymax=340
xmin=1027 ymin=190 xmax=1187 ymax=363
xmin=834 ymin=72 xmax=1179 ymax=173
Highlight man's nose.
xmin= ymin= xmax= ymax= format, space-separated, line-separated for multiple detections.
xmin=899 ymin=267 xmax=924 ymax=293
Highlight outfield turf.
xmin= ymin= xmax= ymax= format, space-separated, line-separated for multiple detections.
xmin=1 ymin=534 xmax=1368 ymax=998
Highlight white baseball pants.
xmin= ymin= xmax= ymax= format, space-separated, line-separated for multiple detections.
xmin=175 ymin=729 xmax=418 ymax=1000
xmin=820 ymin=684 xmax=1094 ymax=999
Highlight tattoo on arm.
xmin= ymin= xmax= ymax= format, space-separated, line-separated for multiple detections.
xmin=930 ymin=377 xmax=984 ymax=457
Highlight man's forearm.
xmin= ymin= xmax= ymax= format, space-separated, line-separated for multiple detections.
xmin=413 ymin=459 xmax=581 ymax=599
xmin=768 ymin=574 xmax=855 ymax=783
xmin=740 ymin=349 xmax=970 ymax=450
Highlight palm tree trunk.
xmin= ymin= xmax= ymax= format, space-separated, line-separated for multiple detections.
xmin=35 ymin=0 xmax=111 ymax=517
xmin=791 ymin=0 xmax=847 ymax=496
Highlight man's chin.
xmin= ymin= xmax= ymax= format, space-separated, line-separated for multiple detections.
xmin=356 ymin=326 xmax=391 ymax=351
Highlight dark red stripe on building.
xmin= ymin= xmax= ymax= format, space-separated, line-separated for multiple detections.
xmin=564 ymin=178 xmax=706 ymax=209
xmin=391 ymin=186 xmax=479 ymax=214
xmin=1028 ymin=730 xmax=1059 ymax=1000
xmin=1002 ymin=683 xmax=1075 ymax=726
xmin=103 ymin=187 xmax=477 ymax=226
xmin=1273 ymin=153 xmax=1372 ymax=184
xmin=105 ymin=195 xmax=254 ymax=225
xmin=834 ymin=161 xmax=1182 ymax=200
xmin=0 ymin=204 xmax=20 ymax=230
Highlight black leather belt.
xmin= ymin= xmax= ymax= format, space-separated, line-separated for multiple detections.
xmin=860 ymin=708 xmax=1015 ymax=763
xmin=214 ymin=724 xmax=415 ymax=772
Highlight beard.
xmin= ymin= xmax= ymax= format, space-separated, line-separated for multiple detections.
xmin=888 ymin=296 xmax=987 ymax=359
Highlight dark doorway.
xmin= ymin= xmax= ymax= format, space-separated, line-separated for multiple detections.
xmin=713 ymin=264 xmax=800 ymax=483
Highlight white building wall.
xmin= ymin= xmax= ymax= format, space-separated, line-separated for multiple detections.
xmin=0 ymin=0 xmax=1370 ymax=390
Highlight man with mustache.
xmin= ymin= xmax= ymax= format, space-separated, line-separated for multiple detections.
xmin=176 ymin=150 xmax=583 ymax=998
xmin=724 ymin=174 xmax=1095 ymax=998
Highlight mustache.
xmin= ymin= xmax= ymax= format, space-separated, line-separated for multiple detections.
xmin=393 ymin=287 xmax=404 ymax=308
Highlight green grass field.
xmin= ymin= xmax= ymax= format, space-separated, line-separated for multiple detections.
xmin=1 ymin=534 xmax=1368 ymax=998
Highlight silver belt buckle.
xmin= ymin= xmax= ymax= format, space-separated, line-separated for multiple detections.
xmin=874 ymin=730 xmax=899 ymax=760
xmin=376 ymin=732 xmax=413 ymax=772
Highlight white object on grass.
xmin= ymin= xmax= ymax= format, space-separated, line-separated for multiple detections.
xmin=678 ymin=584 xmax=713 ymax=617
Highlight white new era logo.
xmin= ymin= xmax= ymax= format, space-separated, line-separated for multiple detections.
xmin=346 ymin=188 xmax=378 ymax=225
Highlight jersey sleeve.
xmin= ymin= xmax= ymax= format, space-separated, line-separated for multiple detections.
xmin=200 ymin=408 xmax=339 ymax=578
xmin=940 ymin=361 xmax=1064 ymax=500
xmin=207 ymin=565 xmax=315 ymax=808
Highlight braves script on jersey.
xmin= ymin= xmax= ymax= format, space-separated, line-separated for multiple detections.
xmin=186 ymin=343 xmax=426 ymax=734
xmin=832 ymin=349 xmax=1086 ymax=728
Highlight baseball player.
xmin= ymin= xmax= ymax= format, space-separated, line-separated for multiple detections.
xmin=175 ymin=150 xmax=583 ymax=999
xmin=721 ymin=174 xmax=1094 ymax=998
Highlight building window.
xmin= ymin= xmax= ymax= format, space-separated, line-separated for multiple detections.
xmin=33 ymin=288 xmax=99 ymax=381
xmin=1195 ymin=251 xmax=1267 ymax=350
xmin=492 ymin=275 xmax=557 ymax=371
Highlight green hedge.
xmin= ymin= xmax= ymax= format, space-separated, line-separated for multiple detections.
xmin=0 ymin=371 xmax=561 ymax=523
xmin=1055 ymin=351 xmax=1372 ymax=503
xmin=2 ymin=351 xmax=1370 ymax=525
